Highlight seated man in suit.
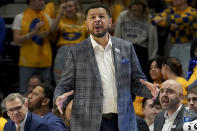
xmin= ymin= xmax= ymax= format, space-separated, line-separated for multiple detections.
xmin=27 ymin=82 xmax=68 ymax=131
xmin=154 ymin=79 xmax=185 ymax=131
xmin=3 ymin=93 xmax=48 ymax=131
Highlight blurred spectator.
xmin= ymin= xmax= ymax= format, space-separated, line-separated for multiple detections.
xmin=187 ymin=38 xmax=197 ymax=86
xmin=187 ymin=85 xmax=197 ymax=114
xmin=115 ymin=0 xmax=158 ymax=77
xmin=161 ymin=57 xmax=188 ymax=105
xmin=50 ymin=0 xmax=89 ymax=84
xmin=12 ymin=0 xmax=52 ymax=94
xmin=27 ymin=75 xmax=44 ymax=94
xmin=132 ymin=94 xmax=150 ymax=131
xmin=151 ymin=0 xmax=197 ymax=77
xmin=0 ymin=16 xmax=6 ymax=56
xmin=3 ymin=93 xmax=48 ymax=131
xmin=100 ymin=0 xmax=124 ymax=35
xmin=149 ymin=57 xmax=164 ymax=85
xmin=154 ymin=79 xmax=184 ymax=131
xmin=28 ymin=83 xmax=67 ymax=131
xmin=0 ymin=97 xmax=7 ymax=131
xmin=183 ymin=80 xmax=197 ymax=131
xmin=142 ymin=98 xmax=162 ymax=131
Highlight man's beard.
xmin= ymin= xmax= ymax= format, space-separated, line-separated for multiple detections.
xmin=87 ymin=26 xmax=109 ymax=38
xmin=28 ymin=99 xmax=42 ymax=112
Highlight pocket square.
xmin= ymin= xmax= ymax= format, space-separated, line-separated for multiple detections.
xmin=121 ymin=58 xmax=129 ymax=64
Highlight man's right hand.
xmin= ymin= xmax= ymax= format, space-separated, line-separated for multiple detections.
xmin=55 ymin=90 xmax=74 ymax=114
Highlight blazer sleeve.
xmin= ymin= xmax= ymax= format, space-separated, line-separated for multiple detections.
xmin=130 ymin=44 xmax=152 ymax=98
xmin=53 ymin=48 xmax=75 ymax=104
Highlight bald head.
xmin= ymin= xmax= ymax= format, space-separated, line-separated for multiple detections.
xmin=160 ymin=79 xmax=183 ymax=115
xmin=161 ymin=79 xmax=182 ymax=94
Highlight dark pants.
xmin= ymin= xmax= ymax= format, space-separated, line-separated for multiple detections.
xmin=100 ymin=113 xmax=119 ymax=131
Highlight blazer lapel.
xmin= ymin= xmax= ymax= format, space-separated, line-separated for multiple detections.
xmin=24 ymin=112 xmax=31 ymax=131
xmin=83 ymin=38 xmax=101 ymax=82
xmin=111 ymin=38 xmax=121 ymax=88
xmin=171 ymin=105 xmax=185 ymax=131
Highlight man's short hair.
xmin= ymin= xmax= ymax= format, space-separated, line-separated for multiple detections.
xmin=188 ymin=86 xmax=197 ymax=95
xmin=36 ymin=82 xmax=55 ymax=108
xmin=3 ymin=93 xmax=25 ymax=107
xmin=85 ymin=2 xmax=111 ymax=19
xmin=142 ymin=97 xmax=161 ymax=109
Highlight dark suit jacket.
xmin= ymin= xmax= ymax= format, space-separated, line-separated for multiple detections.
xmin=4 ymin=112 xmax=48 ymax=131
xmin=43 ymin=112 xmax=68 ymax=131
xmin=54 ymin=37 xmax=152 ymax=131
xmin=154 ymin=105 xmax=185 ymax=131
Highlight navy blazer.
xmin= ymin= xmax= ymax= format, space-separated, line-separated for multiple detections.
xmin=43 ymin=112 xmax=68 ymax=131
xmin=4 ymin=112 xmax=48 ymax=131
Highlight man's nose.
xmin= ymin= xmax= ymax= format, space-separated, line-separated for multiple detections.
xmin=189 ymin=99 xmax=194 ymax=105
xmin=94 ymin=16 xmax=101 ymax=22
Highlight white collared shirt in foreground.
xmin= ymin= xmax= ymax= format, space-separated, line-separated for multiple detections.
xmin=90 ymin=34 xmax=117 ymax=114
xmin=162 ymin=104 xmax=183 ymax=131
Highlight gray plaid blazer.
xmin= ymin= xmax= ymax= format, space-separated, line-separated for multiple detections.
xmin=54 ymin=37 xmax=152 ymax=131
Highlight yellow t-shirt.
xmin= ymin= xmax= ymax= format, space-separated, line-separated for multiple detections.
xmin=0 ymin=117 xmax=7 ymax=131
xmin=57 ymin=17 xmax=88 ymax=47
xmin=111 ymin=4 xmax=124 ymax=23
xmin=133 ymin=96 xmax=144 ymax=117
xmin=43 ymin=2 xmax=55 ymax=19
xmin=176 ymin=77 xmax=188 ymax=105
xmin=20 ymin=8 xmax=52 ymax=68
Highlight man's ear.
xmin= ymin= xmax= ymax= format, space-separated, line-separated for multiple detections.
xmin=42 ymin=98 xmax=50 ymax=106
xmin=109 ymin=18 xmax=112 ymax=28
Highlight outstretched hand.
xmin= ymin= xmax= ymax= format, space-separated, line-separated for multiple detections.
xmin=55 ymin=90 xmax=74 ymax=114
xmin=140 ymin=79 xmax=159 ymax=100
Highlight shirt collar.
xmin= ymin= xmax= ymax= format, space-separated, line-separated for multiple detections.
xmin=164 ymin=104 xmax=182 ymax=120
xmin=90 ymin=34 xmax=112 ymax=49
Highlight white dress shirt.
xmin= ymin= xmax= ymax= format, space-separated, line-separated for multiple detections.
xmin=162 ymin=104 xmax=183 ymax=131
xmin=90 ymin=35 xmax=117 ymax=114
xmin=15 ymin=112 xmax=28 ymax=131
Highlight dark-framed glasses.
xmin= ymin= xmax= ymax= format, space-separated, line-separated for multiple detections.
xmin=7 ymin=103 xmax=24 ymax=114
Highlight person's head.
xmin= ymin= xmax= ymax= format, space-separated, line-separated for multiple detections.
xmin=190 ymin=37 xmax=197 ymax=58
xmin=161 ymin=57 xmax=182 ymax=79
xmin=60 ymin=0 xmax=81 ymax=18
xmin=160 ymin=80 xmax=183 ymax=114
xmin=29 ymin=0 xmax=45 ymax=11
xmin=28 ymin=82 xmax=55 ymax=112
xmin=128 ymin=0 xmax=148 ymax=17
xmin=187 ymin=86 xmax=197 ymax=113
xmin=142 ymin=98 xmax=162 ymax=124
xmin=85 ymin=3 xmax=112 ymax=38
xmin=172 ymin=0 xmax=188 ymax=7
xmin=4 ymin=93 xmax=28 ymax=125
xmin=28 ymin=75 xmax=43 ymax=94
xmin=149 ymin=57 xmax=163 ymax=83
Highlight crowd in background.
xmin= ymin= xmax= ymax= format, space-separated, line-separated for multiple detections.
xmin=1 ymin=0 xmax=197 ymax=130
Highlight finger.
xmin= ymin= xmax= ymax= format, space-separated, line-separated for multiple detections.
xmin=57 ymin=104 xmax=63 ymax=114
xmin=56 ymin=98 xmax=63 ymax=114
xmin=140 ymin=79 xmax=146 ymax=85
xmin=66 ymin=90 xmax=74 ymax=97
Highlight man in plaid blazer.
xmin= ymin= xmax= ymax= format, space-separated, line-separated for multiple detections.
xmin=54 ymin=3 xmax=158 ymax=131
